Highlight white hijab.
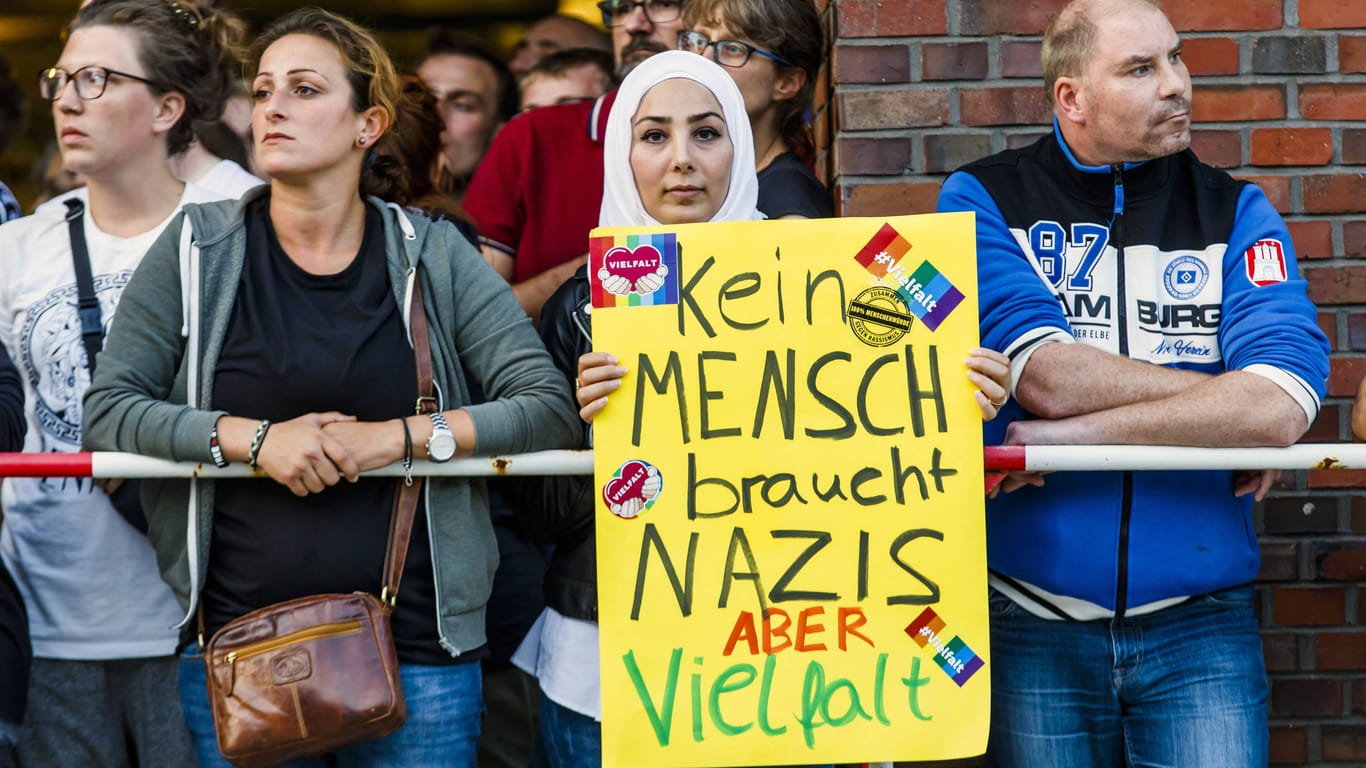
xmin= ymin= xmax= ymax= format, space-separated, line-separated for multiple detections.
xmin=599 ymin=50 xmax=762 ymax=228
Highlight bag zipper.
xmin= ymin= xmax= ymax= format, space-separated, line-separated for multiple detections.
xmin=217 ymin=619 xmax=364 ymax=695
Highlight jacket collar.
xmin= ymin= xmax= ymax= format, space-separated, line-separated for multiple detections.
xmin=181 ymin=186 xmax=427 ymax=266
xmin=1049 ymin=118 xmax=1178 ymax=206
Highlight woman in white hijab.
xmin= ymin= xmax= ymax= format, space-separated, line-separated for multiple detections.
xmin=598 ymin=50 xmax=762 ymax=229
xmin=520 ymin=52 xmax=793 ymax=768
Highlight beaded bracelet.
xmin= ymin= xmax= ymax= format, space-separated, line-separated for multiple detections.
xmin=247 ymin=419 xmax=272 ymax=469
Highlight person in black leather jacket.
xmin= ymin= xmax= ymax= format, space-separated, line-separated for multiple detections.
xmin=529 ymin=270 xmax=596 ymax=623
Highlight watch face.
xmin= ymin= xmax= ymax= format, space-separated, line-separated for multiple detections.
xmin=428 ymin=431 xmax=457 ymax=462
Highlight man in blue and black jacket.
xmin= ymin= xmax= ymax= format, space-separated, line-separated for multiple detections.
xmin=938 ymin=0 xmax=1330 ymax=765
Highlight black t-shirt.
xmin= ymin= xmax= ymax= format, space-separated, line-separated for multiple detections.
xmin=205 ymin=197 xmax=468 ymax=666
xmin=756 ymin=151 xmax=835 ymax=220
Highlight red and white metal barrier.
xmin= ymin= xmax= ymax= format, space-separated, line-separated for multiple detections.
xmin=0 ymin=444 xmax=1364 ymax=479
xmin=981 ymin=443 xmax=1366 ymax=472
xmin=0 ymin=449 xmax=594 ymax=479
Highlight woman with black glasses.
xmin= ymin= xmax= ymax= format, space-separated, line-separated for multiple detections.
xmin=676 ymin=0 xmax=833 ymax=220
xmin=0 ymin=1 xmax=243 ymax=764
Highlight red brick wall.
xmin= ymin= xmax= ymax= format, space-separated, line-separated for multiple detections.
xmin=816 ymin=1 xmax=1366 ymax=764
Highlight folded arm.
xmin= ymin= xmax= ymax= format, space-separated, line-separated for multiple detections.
xmin=1009 ymin=366 xmax=1307 ymax=447
xmin=1015 ymin=341 xmax=1210 ymax=419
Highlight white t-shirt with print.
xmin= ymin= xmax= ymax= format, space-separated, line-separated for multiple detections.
xmin=0 ymin=183 xmax=222 ymax=659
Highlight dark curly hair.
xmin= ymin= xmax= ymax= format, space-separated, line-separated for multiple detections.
xmin=365 ymin=75 xmax=448 ymax=209
xmin=70 ymin=0 xmax=246 ymax=157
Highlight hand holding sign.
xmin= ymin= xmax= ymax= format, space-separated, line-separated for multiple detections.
xmin=576 ymin=352 xmax=627 ymax=423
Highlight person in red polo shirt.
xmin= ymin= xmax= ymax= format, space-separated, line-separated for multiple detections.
xmin=465 ymin=0 xmax=688 ymax=319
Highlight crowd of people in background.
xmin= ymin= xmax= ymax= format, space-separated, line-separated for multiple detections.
xmin=0 ymin=0 xmax=1336 ymax=766
xmin=0 ymin=0 xmax=847 ymax=764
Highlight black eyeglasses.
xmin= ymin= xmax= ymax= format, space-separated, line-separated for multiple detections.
xmin=677 ymin=30 xmax=792 ymax=68
xmin=597 ymin=0 xmax=683 ymax=28
xmin=38 ymin=66 xmax=157 ymax=101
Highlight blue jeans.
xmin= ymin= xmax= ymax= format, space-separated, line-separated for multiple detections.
xmin=179 ymin=647 xmax=481 ymax=767
xmin=986 ymin=585 xmax=1268 ymax=768
xmin=533 ymin=693 xmax=600 ymax=768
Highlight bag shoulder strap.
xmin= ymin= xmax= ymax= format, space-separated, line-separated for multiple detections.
xmin=380 ymin=272 xmax=436 ymax=606
xmin=64 ymin=198 xmax=103 ymax=376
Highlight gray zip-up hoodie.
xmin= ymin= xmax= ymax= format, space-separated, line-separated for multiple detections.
xmin=83 ymin=188 xmax=579 ymax=656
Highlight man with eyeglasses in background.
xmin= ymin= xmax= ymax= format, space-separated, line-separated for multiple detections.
xmin=464 ymin=0 xmax=686 ymax=321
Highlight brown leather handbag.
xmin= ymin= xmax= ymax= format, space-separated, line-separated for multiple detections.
xmin=202 ymin=277 xmax=439 ymax=768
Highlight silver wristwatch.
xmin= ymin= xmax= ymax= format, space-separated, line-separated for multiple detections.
xmin=425 ymin=412 xmax=457 ymax=463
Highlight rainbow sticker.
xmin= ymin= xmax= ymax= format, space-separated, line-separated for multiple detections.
xmin=905 ymin=607 xmax=984 ymax=687
xmin=590 ymin=233 xmax=680 ymax=309
xmin=854 ymin=223 xmax=965 ymax=331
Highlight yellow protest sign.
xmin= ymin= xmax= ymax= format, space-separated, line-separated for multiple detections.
xmin=590 ymin=213 xmax=986 ymax=767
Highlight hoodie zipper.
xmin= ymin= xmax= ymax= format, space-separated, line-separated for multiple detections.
xmin=1110 ymin=163 xmax=1133 ymax=618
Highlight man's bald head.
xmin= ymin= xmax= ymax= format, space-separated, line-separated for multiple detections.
xmin=1045 ymin=0 xmax=1191 ymax=165
xmin=1043 ymin=0 xmax=1164 ymax=102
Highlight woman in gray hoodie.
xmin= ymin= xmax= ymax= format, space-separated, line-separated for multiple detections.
xmin=83 ymin=8 xmax=577 ymax=767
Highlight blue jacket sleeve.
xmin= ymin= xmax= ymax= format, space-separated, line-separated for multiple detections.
xmin=938 ymin=171 xmax=1075 ymax=373
xmin=0 ymin=340 xmax=23 ymax=452
xmin=1218 ymin=184 xmax=1330 ymax=421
